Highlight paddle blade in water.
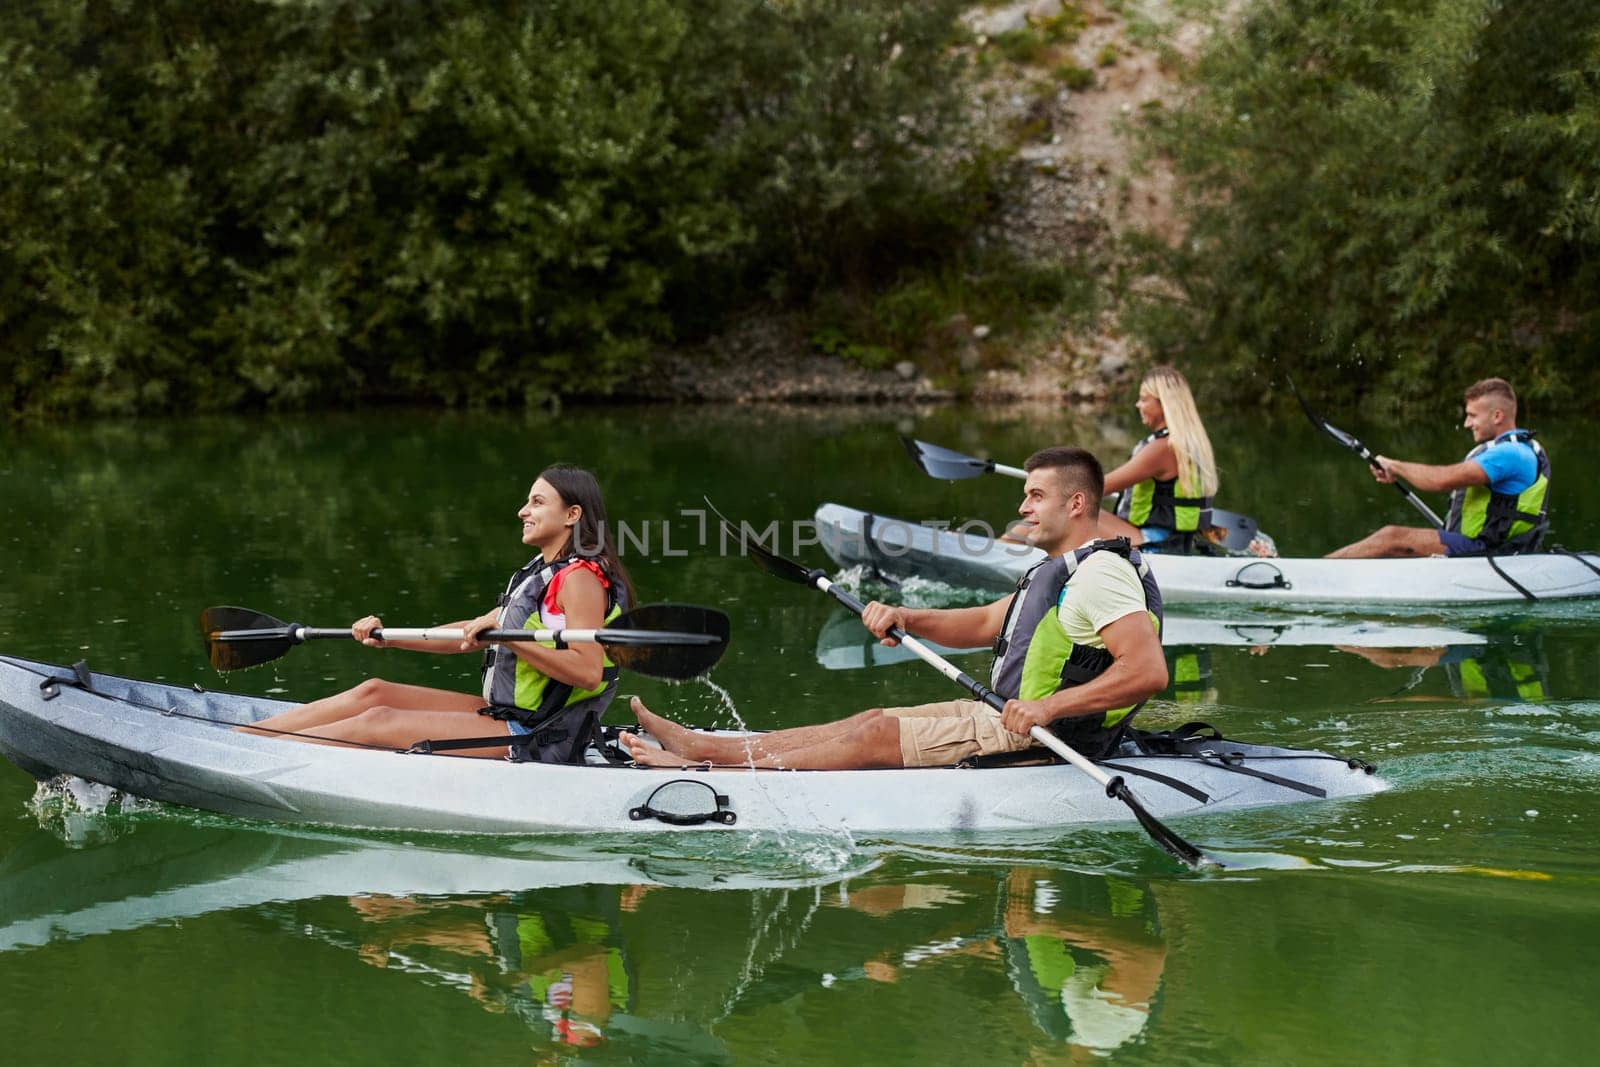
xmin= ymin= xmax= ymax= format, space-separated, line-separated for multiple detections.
xmin=604 ymin=603 xmax=731 ymax=680
xmin=201 ymin=605 xmax=298 ymax=672
xmin=1110 ymin=778 xmax=1212 ymax=870
xmin=900 ymin=436 xmax=994 ymax=481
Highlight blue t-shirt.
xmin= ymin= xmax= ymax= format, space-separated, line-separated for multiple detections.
xmin=1469 ymin=432 xmax=1538 ymax=495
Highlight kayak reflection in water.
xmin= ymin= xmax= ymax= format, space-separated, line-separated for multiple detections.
xmin=341 ymin=888 xmax=641 ymax=1049
xmin=239 ymin=465 xmax=635 ymax=760
xmin=1002 ymin=869 xmax=1166 ymax=1056
xmin=826 ymin=869 xmax=1166 ymax=1057
xmin=1340 ymin=630 xmax=1550 ymax=705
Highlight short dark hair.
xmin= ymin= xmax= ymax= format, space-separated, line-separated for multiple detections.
xmin=1023 ymin=446 xmax=1104 ymax=509
xmin=1463 ymin=377 xmax=1516 ymax=409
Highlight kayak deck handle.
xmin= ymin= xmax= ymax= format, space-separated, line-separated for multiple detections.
xmin=629 ymin=779 xmax=738 ymax=827
xmin=1226 ymin=562 xmax=1292 ymax=591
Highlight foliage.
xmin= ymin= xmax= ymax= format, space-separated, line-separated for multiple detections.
xmin=0 ymin=0 xmax=990 ymax=416
xmin=808 ymin=247 xmax=1099 ymax=380
xmin=1124 ymin=0 xmax=1600 ymax=414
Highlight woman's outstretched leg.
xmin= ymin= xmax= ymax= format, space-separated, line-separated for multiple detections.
xmin=290 ymin=706 xmax=513 ymax=758
xmin=239 ymin=678 xmax=484 ymax=738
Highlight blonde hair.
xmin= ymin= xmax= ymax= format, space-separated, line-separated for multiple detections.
xmin=1141 ymin=365 xmax=1218 ymax=497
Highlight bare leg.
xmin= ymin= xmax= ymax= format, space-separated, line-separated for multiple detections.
xmin=626 ymin=711 xmax=904 ymax=770
xmin=295 ymin=706 xmax=512 ymax=758
xmin=239 ymin=678 xmax=484 ymax=738
xmin=1326 ymin=525 xmax=1446 ymax=559
xmin=625 ymin=696 xmax=886 ymax=764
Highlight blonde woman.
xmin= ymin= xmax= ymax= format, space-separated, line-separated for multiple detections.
xmin=1098 ymin=365 xmax=1219 ymax=550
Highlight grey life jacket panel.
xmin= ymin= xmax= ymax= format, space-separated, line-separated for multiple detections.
xmin=989 ymin=539 xmax=1164 ymax=700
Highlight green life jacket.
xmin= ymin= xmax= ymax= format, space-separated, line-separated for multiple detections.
xmin=1168 ymin=649 xmax=1212 ymax=704
xmin=481 ymin=555 xmax=625 ymax=763
xmin=1449 ymin=655 xmax=1547 ymax=703
xmin=989 ymin=539 xmax=1164 ymax=757
xmin=517 ymin=914 xmax=630 ymax=1013
xmin=1445 ymin=430 xmax=1550 ymax=551
xmin=1115 ymin=430 xmax=1212 ymax=533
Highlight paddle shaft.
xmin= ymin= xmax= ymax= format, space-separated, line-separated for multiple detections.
xmin=216 ymin=626 xmax=718 ymax=647
xmin=903 ymin=437 xmax=1259 ymax=549
xmin=810 ymin=574 xmax=1129 ymax=798
xmin=1288 ymin=378 xmax=1445 ymax=528
xmin=706 ymin=497 xmax=1209 ymax=868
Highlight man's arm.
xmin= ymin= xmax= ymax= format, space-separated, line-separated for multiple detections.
xmin=999 ymin=611 xmax=1168 ymax=735
xmin=861 ymin=595 xmax=1012 ymax=650
xmin=1373 ymin=456 xmax=1487 ymax=493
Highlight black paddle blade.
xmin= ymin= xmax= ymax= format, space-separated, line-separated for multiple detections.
xmin=201 ymin=605 xmax=298 ymax=672
xmin=1109 ymin=779 xmax=1212 ymax=870
xmin=900 ymin=436 xmax=994 ymax=481
xmin=1205 ymin=508 xmax=1260 ymax=552
xmin=604 ymin=603 xmax=731 ymax=680
xmin=1287 ymin=376 xmax=1367 ymax=454
xmin=703 ymin=498 xmax=821 ymax=589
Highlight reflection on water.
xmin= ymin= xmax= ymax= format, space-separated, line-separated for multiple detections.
xmin=3 ymin=408 xmax=1600 ymax=1063
xmin=0 ymin=820 xmax=1169 ymax=1059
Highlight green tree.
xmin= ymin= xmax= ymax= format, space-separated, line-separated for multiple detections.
xmin=0 ymin=0 xmax=985 ymax=417
xmin=1126 ymin=0 xmax=1600 ymax=413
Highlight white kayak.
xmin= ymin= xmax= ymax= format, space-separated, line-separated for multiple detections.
xmin=0 ymin=655 xmax=1384 ymax=836
xmin=814 ymin=610 xmax=1487 ymax=670
xmin=815 ymin=503 xmax=1600 ymax=606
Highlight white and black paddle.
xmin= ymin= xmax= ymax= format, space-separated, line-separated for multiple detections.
xmin=707 ymin=500 xmax=1213 ymax=870
xmin=1287 ymin=376 xmax=1445 ymax=529
xmin=201 ymin=603 xmax=730 ymax=680
xmin=899 ymin=436 xmax=1262 ymax=553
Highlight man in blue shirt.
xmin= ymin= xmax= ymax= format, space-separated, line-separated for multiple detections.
xmin=1328 ymin=378 xmax=1550 ymax=557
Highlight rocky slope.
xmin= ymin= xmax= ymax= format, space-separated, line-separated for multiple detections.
xmin=630 ymin=1 xmax=1209 ymax=407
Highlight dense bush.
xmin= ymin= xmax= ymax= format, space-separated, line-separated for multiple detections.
xmin=1126 ymin=0 xmax=1600 ymax=413
xmin=0 ymin=0 xmax=989 ymax=416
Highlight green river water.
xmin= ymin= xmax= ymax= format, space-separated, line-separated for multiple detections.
xmin=2 ymin=404 xmax=1598 ymax=1064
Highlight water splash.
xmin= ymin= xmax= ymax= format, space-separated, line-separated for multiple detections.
xmin=27 ymin=775 xmax=158 ymax=847
xmin=660 ymin=675 xmax=861 ymax=872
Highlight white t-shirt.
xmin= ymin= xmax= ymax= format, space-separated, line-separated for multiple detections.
xmin=1055 ymin=548 xmax=1150 ymax=648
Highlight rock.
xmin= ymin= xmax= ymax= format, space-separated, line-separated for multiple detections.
xmin=1097 ymin=352 xmax=1130 ymax=378
xmin=957 ymin=344 xmax=982 ymax=373
xmin=972 ymin=324 xmax=991 ymax=340
xmin=965 ymin=5 xmax=1031 ymax=37
xmin=894 ymin=360 xmax=918 ymax=381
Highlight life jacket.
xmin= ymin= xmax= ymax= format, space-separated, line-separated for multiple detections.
xmin=1167 ymin=648 xmax=1212 ymax=705
xmin=480 ymin=555 xmax=626 ymax=763
xmin=1448 ymin=652 xmax=1548 ymax=703
xmin=1115 ymin=429 xmax=1212 ymax=533
xmin=1445 ymin=430 xmax=1550 ymax=552
xmin=989 ymin=539 xmax=1164 ymax=757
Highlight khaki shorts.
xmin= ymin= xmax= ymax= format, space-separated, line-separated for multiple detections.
xmin=882 ymin=699 xmax=1038 ymax=768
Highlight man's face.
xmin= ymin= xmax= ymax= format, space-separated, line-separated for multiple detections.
xmin=1016 ymin=468 xmax=1084 ymax=553
xmin=1462 ymin=396 xmax=1504 ymax=443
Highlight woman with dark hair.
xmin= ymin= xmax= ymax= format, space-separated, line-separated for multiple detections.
xmin=243 ymin=464 xmax=635 ymax=762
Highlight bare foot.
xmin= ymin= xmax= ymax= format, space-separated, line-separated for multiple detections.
xmin=619 ymin=731 xmax=704 ymax=769
xmin=629 ymin=696 xmax=717 ymax=760
xmin=1247 ymin=533 xmax=1279 ymax=558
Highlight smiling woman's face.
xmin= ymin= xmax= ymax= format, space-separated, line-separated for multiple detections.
xmin=1136 ymin=389 xmax=1165 ymax=430
xmin=517 ymin=478 xmax=578 ymax=550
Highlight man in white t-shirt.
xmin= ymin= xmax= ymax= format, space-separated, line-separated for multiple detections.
xmin=623 ymin=447 xmax=1169 ymax=769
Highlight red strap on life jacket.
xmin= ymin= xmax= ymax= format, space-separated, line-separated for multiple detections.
xmin=542 ymin=558 xmax=610 ymax=615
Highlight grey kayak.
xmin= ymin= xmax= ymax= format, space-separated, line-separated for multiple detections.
xmin=815 ymin=503 xmax=1600 ymax=605
xmin=0 ymin=654 xmax=1385 ymax=836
